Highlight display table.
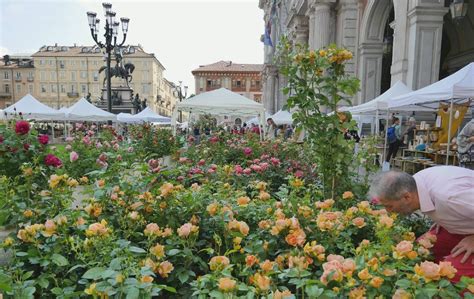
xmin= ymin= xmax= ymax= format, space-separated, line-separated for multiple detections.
xmin=393 ymin=149 xmax=458 ymax=173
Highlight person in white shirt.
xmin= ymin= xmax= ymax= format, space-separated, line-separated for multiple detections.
xmin=370 ymin=166 xmax=474 ymax=281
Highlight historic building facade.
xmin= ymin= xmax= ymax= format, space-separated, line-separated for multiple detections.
xmin=259 ymin=0 xmax=474 ymax=113
xmin=0 ymin=56 xmax=35 ymax=109
xmin=30 ymin=44 xmax=170 ymax=110
xmin=192 ymin=61 xmax=263 ymax=103
xmin=1 ymin=44 xmax=178 ymax=114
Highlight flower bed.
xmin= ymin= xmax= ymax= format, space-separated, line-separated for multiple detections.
xmin=1 ymin=122 xmax=473 ymax=298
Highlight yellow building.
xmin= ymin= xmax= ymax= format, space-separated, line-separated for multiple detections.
xmin=31 ymin=44 xmax=168 ymax=111
xmin=0 ymin=56 xmax=35 ymax=109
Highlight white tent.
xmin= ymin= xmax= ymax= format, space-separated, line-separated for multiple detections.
xmin=4 ymin=94 xmax=65 ymax=120
xmin=117 ymin=113 xmax=140 ymax=123
xmin=341 ymin=81 xmax=414 ymax=115
xmin=66 ymin=98 xmax=116 ymax=122
xmin=133 ymin=107 xmax=171 ymax=123
xmin=0 ymin=109 xmax=4 ymax=120
xmin=172 ymin=88 xmax=266 ymax=138
xmin=247 ymin=112 xmax=271 ymax=125
xmin=271 ymin=110 xmax=294 ymax=125
xmin=390 ymin=62 xmax=474 ymax=109
xmin=58 ymin=107 xmax=70 ymax=114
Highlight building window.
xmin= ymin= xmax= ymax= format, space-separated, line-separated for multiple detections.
xmin=60 ymin=85 xmax=66 ymax=93
xmin=15 ymin=72 xmax=21 ymax=80
xmin=81 ymin=60 xmax=86 ymax=67
xmin=256 ymin=80 xmax=261 ymax=87
xmin=40 ymin=71 xmax=46 ymax=81
xmin=51 ymin=84 xmax=57 ymax=93
xmin=51 ymin=72 xmax=56 ymax=81
xmin=81 ymin=71 xmax=87 ymax=79
xmin=28 ymin=72 xmax=34 ymax=80
xmin=28 ymin=84 xmax=34 ymax=93
xmin=81 ymin=84 xmax=87 ymax=93
xmin=71 ymin=71 xmax=76 ymax=81
xmin=60 ymin=71 xmax=66 ymax=79
xmin=93 ymin=72 xmax=98 ymax=81
xmin=4 ymin=72 xmax=8 ymax=79
xmin=142 ymin=71 xmax=149 ymax=81
xmin=41 ymin=85 xmax=46 ymax=93
xmin=5 ymin=84 xmax=9 ymax=93
xmin=39 ymin=60 xmax=44 ymax=65
xmin=59 ymin=60 xmax=65 ymax=69
xmin=16 ymin=84 xmax=21 ymax=93
xmin=71 ymin=84 xmax=76 ymax=92
xmin=93 ymin=60 xmax=98 ymax=66
xmin=142 ymin=84 xmax=149 ymax=94
xmin=49 ymin=60 xmax=53 ymax=65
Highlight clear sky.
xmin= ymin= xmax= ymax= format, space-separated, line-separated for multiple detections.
xmin=0 ymin=0 xmax=264 ymax=94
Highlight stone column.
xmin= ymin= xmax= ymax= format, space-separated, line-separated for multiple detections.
xmin=358 ymin=43 xmax=384 ymax=104
xmin=406 ymin=3 xmax=448 ymax=89
xmin=336 ymin=0 xmax=358 ymax=76
xmin=308 ymin=0 xmax=336 ymax=50
xmin=289 ymin=15 xmax=309 ymax=45
xmin=263 ymin=65 xmax=277 ymax=114
xmin=390 ymin=0 xmax=409 ymax=85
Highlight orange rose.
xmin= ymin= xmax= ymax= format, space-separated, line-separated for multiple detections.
xmin=439 ymin=261 xmax=457 ymax=279
xmin=357 ymin=268 xmax=372 ymax=281
xmin=246 ymin=255 xmax=259 ymax=267
xmin=348 ymin=287 xmax=366 ymax=299
xmin=150 ymin=244 xmax=165 ymax=259
xmin=352 ymin=217 xmax=366 ymax=228
xmin=218 ymin=277 xmax=236 ymax=292
xmin=260 ymin=260 xmax=274 ymax=272
xmin=237 ymin=196 xmax=251 ymax=206
xmin=253 ymin=273 xmax=271 ymax=291
xmin=157 ymin=261 xmax=174 ymax=278
xmin=209 ymin=256 xmax=230 ymax=271
xmin=378 ymin=215 xmax=394 ymax=228
xmin=392 ymin=289 xmax=412 ymax=299
xmin=285 ymin=229 xmax=306 ymax=247
xmin=393 ymin=240 xmax=413 ymax=259
xmin=140 ymin=275 xmax=153 ymax=283
xmin=342 ymin=191 xmax=354 ymax=200
xmin=414 ymin=261 xmax=440 ymax=282
xmin=206 ymin=202 xmax=219 ymax=216
xmin=273 ymin=290 xmax=293 ymax=299
xmin=369 ymin=276 xmax=384 ymax=288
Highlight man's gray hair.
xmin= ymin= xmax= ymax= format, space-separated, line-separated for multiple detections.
xmin=369 ymin=170 xmax=417 ymax=201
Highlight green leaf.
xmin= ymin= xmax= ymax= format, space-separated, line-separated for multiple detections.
xmin=178 ymin=271 xmax=189 ymax=284
xmin=129 ymin=246 xmax=146 ymax=254
xmin=67 ymin=264 xmax=85 ymax=274
xmin=125 ymin=287 xmax=140 ymax=299
xmin=167 ymin=249 xmax=180 ymax=256
xmin=51 ymin=287 xmax=63 ymax=295
xmin=306 ymin=285 xmax=324 ymax=297
xmin=82 ymin=267 xmax=106 ymax=280
xmin=51 ymin=253 xmax=69 ymax=267
xmin=395 ymin=279 xmax=412 ymax=289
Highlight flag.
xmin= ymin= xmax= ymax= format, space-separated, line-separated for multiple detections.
xmin=263 ymin=20 xmax=273 ymax=47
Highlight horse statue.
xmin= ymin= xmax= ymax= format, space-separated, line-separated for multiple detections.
xmin=99 ymin=62 xmax=135 ymax=87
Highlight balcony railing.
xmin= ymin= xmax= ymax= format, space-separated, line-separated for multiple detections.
xmin=67 ymin=92 xmax=79 ymax=97
xmin=27 ymin=77 xmax=34 ymax=82
xmin=14 ymin=77 xmax=22 ymax=82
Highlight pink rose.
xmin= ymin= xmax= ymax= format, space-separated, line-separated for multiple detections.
xmin=38 ymin=134 xmax=49 ymax=145
xmin=70 ymin=151 xmax=79 ymax=162
xmin=243 ymin=147 xmax=252 ymax=156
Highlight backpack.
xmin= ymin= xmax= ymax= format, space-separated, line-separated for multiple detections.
xmin=387 ymin=126 xmax=397 ymax=144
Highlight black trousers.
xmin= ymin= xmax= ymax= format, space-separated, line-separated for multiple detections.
xmin=386 ymin=140 xmax=401 ymax=162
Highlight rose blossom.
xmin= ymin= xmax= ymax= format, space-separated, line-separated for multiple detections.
xmin=15 ymin=121 xmax=30 ymax=135
xmin=70 ymin=151 xmax=79 ymax=162
xmin=243 ymin=147 xmax=252 ymax=156
xmin=38 ymin=134 xmax=49 ymax=145
xmin=44 ymin=154 xmax=62 ymax=167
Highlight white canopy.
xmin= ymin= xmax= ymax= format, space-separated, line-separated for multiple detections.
xmin=172 ymin=88 xmax=266 ymax=138
xmin=133 ymin=107 xmax=171 ymax=123
xmin=4 ymin=94 xmax=65 ymax=120
xmin=341 ymin=81 xmax=415 ymax=114
xmin=390 ymin=62 xmax=474 ymax=109
xmin=271 ymin=110 xmax=294 ymax=125
xmin=0 ymin=109 xmax=4 ymax=120
xmin=117 ymin=112 xmax=140 ymax=123
xmin=247 ymin=112 xmax=271 ymax=125
xmin=175 ymin=88 xmax=265 ymax=116
xmin=66 ymin=98 xmax=116 ymax=122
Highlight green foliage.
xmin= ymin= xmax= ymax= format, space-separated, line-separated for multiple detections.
xmin=277 ymin=37 xmax=360 ymax=198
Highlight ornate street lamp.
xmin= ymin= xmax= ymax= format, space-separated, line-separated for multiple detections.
xmin=173 ymin=81 xmax=188 ymax=122
xmin=450 ymin=0 xmax=469 ymax=23
xmin=87 ymin=3 xmax=130 ymax=113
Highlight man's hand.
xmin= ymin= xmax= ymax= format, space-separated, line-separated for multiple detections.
xmin=451 ymin=235 xmax=474 ymax=264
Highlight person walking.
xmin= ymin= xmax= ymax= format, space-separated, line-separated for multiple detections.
xmin=386 ymin=117 xmax=402 ymax=163
xmin=370 ymin=166 xmax=474 ymax=282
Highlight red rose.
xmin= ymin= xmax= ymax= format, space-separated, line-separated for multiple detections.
xmin=38 ymin=134 xmax=49 ymax=145
xmin=44 ymin=154 xmax=62 ymax=168
xmin=0 ymin=135 xmax=3 ymax=143
xmin=15 ymin=121 xmax=30 ymax=135
xmin=23 ymin=143 xmax=30 ymax=151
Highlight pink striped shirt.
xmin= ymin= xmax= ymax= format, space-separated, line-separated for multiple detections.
xmin=414 ymin=166 xmax=474 ymax=235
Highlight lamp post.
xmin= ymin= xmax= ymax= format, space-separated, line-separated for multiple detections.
xmin=87 ymin=3 xmax=129 ymax=113
xmin=450 ymin=0 xmax=469 ymax=23
xmin=173 ymin=81 xmax=188 ymax=122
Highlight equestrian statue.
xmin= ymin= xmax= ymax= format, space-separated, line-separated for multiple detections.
xmin=99 ymin=52 xmax=135 ymax=88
